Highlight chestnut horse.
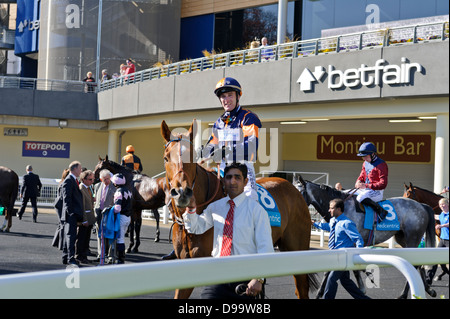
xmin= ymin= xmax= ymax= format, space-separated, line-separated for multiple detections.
xmin=403 ymin=182 xmax=445 ymax=237
xmin=93 ymin=157 xmax=167 ymax=252
xmin=161 ymin=120 xmax=317 ymax=299
xmin=0 ymin=166 xmax=19 ymax=232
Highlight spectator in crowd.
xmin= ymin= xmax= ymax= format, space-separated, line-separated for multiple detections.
xmin=101 ymin=69 xmax=112 ymax=82
xmin=427 ymin=198 xmax=449 ymax=283
xmin=61 ymin=161 xmax=84 ymax=265
xmin=76 ymin=170 xmax=96 ymax=264
xmin=83 ymin=71 xmax=96 ymax=93
xmin=259 ymin=37 xmax=274 ymax=61
xmin=93 ymin=169 xmax=116 ymax=262
xmin=52 ymin=169 xmax=69 ymax=250
xmin=18 ymin=165 xmax=42 ymax=222
xmin=120 ymin=64 xmax=127 ymax=76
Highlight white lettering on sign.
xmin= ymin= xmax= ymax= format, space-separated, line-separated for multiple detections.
xmin=297 ymin=57 xmax=423 ymax=92
xmin=66 ymin=4 xmax=81 ymax=29
xmin=18 ymin=19 xmax=40 ymax=33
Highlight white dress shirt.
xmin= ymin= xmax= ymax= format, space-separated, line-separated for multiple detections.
xmin=183 ymin=192 xmax=274 ymax=257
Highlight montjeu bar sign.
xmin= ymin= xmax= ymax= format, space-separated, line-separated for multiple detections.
xmin=317 ymin=134 xmax=432 ymax=162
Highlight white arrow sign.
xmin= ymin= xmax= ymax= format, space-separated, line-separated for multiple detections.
xmin=297 ymin=68 xmax=316 ymax=91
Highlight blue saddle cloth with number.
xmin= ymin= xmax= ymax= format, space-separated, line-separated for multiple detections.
xmin=256 ymin=184 xmax=281 ymax=227
xmin=363 ymin=200 xmax=400 ymax=231
xmin=214 ymin=168 xmax=281 ymax=227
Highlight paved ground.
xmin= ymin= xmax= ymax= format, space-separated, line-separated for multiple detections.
xmin=0 ymin=208 xmax=448 ymax=301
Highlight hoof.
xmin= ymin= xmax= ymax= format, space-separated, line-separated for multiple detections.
xmin=132 ymin=247 xmax=139 ymax=253
xmin=154 ymin=236 xmax=160 ymax=242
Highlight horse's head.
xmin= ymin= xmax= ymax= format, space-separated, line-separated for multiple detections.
xmin=403 ymin=182 xmax=415 ymax=199
xmin=161 ymin=120 xmax=198 ymax=208
xmin=93 ymin=155 xmax=111 ymax=183
xmin=295 ymin=175 xmax=334 ymax=222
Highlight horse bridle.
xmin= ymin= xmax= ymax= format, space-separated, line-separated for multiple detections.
xmin=164 ymin=136 xmax=221 ymax=210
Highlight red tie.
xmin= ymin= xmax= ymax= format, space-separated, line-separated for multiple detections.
xmin=220 ymin=200 xmax=235 ymax=256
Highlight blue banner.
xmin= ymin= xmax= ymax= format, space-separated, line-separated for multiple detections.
xmin=22 ymin=141 xmax=70 ymax=158
xmin=15 ymin=0 xmax=40 ymax=55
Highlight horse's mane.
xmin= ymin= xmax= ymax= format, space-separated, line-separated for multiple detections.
xmin=412 ymin=185 xmax=444 ymax=198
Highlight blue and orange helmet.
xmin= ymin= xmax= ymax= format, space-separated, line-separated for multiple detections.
xmin=214 ymin=77 xmax=242 ymax=97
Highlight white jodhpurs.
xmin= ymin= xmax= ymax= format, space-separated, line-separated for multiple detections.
xmin=355 ymin=188 xmax=384 ymax=203
xmin=117 ymin=214 xmax=131 ymax=244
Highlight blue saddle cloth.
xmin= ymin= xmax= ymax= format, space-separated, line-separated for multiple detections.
xmin=256 ymin=184 xmax=281 ymax=227
xmin=363 ymin=200 xmax=400 ymax=231
xmin=214 ymin=168 xmax=281 ymax=227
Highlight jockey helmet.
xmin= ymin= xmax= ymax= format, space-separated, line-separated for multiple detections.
xmin=214 ymin=77 xmax=242 ymax=97
xmin=111 ymin=173 xmax=126 ymax=185
xmin=357 ymin=142 xmax=377 ymax=156
xmin=126 ymin=145 xmax=135 ymax=153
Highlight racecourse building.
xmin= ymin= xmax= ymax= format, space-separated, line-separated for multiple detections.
xmin=0 ymin=0 xmax=449 ymax=199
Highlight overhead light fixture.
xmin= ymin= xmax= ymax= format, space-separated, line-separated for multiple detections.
xmin=58 ymin=119 xmax=68 ymax=128
xmin=389 ymin=119 xmax=422 ymax=123
xmin=280 ymin=121 xmax=307 ymax=125
xmin=418 ymin=116 xmax=437 ymax=119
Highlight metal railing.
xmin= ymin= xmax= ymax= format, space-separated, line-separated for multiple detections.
xmin=0 ymin=76 xmax=95 ymax=93
xmin=98 ymin=21 xmax=449 ymax=92
xmin=0 ymin=248 xmax=447 ymax=299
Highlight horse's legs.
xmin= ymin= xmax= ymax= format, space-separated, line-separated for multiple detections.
xmin=132 ymin=216 xmax=142 ymax=253
xmin=398 ymin=266 xmax=436 ymax=299
xmin=315 ymin=271 xmax=330 ymax=299
xmin=174 ymin=288 xmax=194 ymax=299
xmin=353 ymin=270 xmax=366 ymax=294
xmin=293 ymin=274 xmax=310 ymax=299
xmin=153 ymin=209 xmax=160 ymax=242
xmin=126 ymin=220 xmax=135 ymax=253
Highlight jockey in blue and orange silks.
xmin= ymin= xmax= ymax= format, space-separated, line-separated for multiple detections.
xmin=203 ymin=77 xmax=261 ymax=201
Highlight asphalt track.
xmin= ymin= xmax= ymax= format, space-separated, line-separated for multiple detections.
xmin=0 ymin=208 xmax=448 ymax=302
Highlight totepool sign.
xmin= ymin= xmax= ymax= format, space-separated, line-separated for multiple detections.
xmin=297 ymin=57 xmax=423 ymax=92
xmin=22 ymin=141 xmax=70 ymax=158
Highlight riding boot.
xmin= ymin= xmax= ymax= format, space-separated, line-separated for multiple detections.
xmin=361 ymin=198 xmax=388 ymax=222
xmin=117 ymin=243 xmax=126 ymax=264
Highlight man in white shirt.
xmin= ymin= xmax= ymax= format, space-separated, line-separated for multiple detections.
xmin=183 ymin=162 xmax=273 ymax=299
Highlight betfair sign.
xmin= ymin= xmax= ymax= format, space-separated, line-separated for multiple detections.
xmin=297 ymin=57 xmax=423 ymax=92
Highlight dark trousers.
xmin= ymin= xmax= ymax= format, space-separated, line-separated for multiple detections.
xmin=323 ymin=270 xmax=371 ymax=299
xmin=18 ymin=195 xmax=38 ymax=220
xmin=201 ymin=281 xmax=258 ymax=299
xmin=76 ymin=224 xmax=93 ymax=260
xmin=62 ymin=215 xmax=78 ymax=263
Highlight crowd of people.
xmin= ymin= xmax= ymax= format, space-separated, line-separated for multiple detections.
xmin=81 ymin=58 xmax=137 ymax=92
xmin=14 ymin=76 xmax=449 ymax=300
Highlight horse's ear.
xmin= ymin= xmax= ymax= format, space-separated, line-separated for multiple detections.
xmin=404 ymin=183 xmax=408 ymax=190
xmin=161 ymin=120 xmax=171 ymax=142
xmin=188 ymin=119 xmax=196 ymax=140
xmin=98 ymin=155 xmax=103 ymax=161
xmin=105 ymin=155 xmax=108 ymax=161
xmin=409 ymin=182 xmax=414 ymax=188
xmin=298 ymin=174 xmax=306 ymax=186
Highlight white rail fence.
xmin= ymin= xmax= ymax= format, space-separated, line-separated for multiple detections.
xmin=0 ymin=248 xmax=447 ymax=299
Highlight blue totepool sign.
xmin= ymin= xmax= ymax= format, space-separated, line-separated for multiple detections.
xmin=15 ymin=0 xmax=40 ymax=55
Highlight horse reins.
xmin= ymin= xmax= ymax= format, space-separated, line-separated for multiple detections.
xmin=164 ymin=136 xmax=222 ymax=214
